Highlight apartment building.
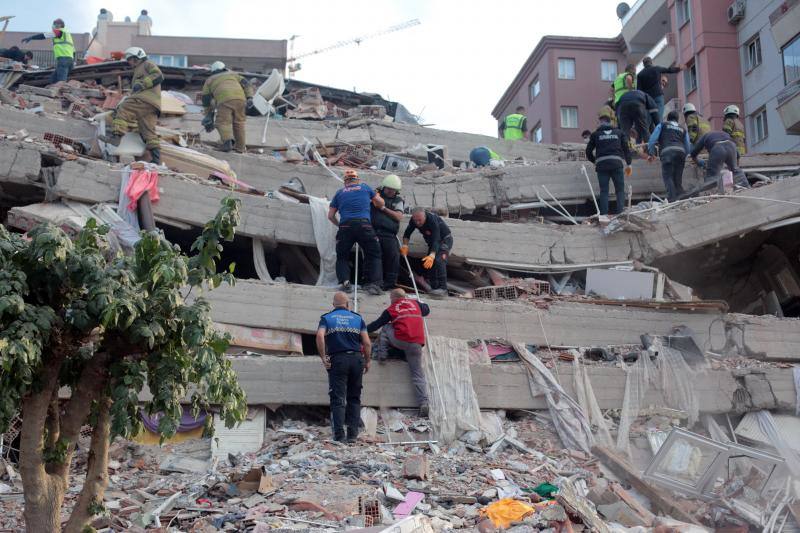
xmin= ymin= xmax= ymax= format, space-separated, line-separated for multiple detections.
xmin=492 ymin=35 xmax=627 ymax=145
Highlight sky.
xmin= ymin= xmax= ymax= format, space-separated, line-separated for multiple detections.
xmin=8 ymin=0 xmax=624 ymax=136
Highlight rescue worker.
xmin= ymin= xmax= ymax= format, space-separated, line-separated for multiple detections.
xmin=598 ymin=99 xmax=618 ymax=128
xmin=636 ymin=57 xmax=681 ymax=120
xmin=0 ymin=47 xmax=33 ymax=65
xmin=22 ymin=18 xmax=74 ymax=83
xmin=328 ymin=169 xmax=385 ymax=295
xmin=683 ymin=103 xmax=711 ymax=144
xmin=722 ymin=104 xmax=746 ymax=158
xmin=499 ymin=106 xmax=528 ymax=141
xmin=690 ymin=130 xmax=749 ymax=192
xmin=647 ymin=111 xmax=691 ymax=202
xmin=401 ymin=208 xmax=453 ymax=298
xmin=612 ymin=64 xmax=636 ymax=107
xmin=616 ymin=89 xmax=660 ymax=145
xmin=469 ymin=146 xmax=503 ymax=167
xmin=586 ymin=109 xmax=632 ymax=215
xmin=367 ymin=288 xmax=431 ymax=416
xmin=201 ymin=61 xmax=254 ymax=153
xmin=102 ymin=47 xmax=163 ymax=165
xmin=316 ymin=292 xmax=371 ymax=443
xmin=370 ymin=175 xmax=405 ymax=290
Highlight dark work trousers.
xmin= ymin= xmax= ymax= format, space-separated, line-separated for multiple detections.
xmin=660 ymin=149 xmax=686 ymax=201
xmin=617 ymin=101 xmax=649 ymax=144
xmin=706 ymin=141 xmax=749 ymax=191
xmin=327 ymin=351 xmax=364 ymax=439
xmin=52 ymin=56 xmax=73 ymax=83
xmin=335 ymin=219 xmax=382 ymax=285
xmin=596 ymin=167 xmax=625 ymax=215
xmin=377 ymin=233 xmax=400 ymax=289
xmin=427 ymin=235 xmax=453 ymax=290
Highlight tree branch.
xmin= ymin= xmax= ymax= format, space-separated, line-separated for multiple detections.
xmin=44 ymin=388 xmax=60 ymax=451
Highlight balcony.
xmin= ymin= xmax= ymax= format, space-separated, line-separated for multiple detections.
xmin=770 ymin=0 xmax=800 ymax=50
xmin=776 ymin=79 xmax=800 ymax=134
xmin=620 ymin=0 xmax=670 ymax=58
xmin=635 ymin=33 xmax=676 ymax=71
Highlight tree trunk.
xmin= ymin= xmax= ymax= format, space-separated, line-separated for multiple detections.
xmin=64 ymin=395 xmax=112 ymax=533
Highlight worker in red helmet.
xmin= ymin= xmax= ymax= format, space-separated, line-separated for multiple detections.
xmin=22 ymin=18 xmax=74 ymax=83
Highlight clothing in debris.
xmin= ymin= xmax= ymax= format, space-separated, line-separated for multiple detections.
xmin=469 ymin=146 xmax=502 ymax=167
xmin=691 ymin=131 xmax=747 ymax=186
xmin=124 ymin=168 xmax=160 ymax=211
xmin=24 ymin=27 xmax=74 ymax=82
xmin=318 ymin=307 xmax=367 ymax=440
xmin=723 ymin=116 xmax=746 ymax=157
xmin=685 ymin=112 xmax=711 ymax=144
xmin=612 ymin=71 xmax=635 ymax=105
xmin=367 ymin=297 xmax=431 ymax=407
xmin=112 ymin=59 xmax=163 ymax=150
xmin=648 ymin=121 xmax=691 ymax=202
xmin=0 ymin=47 xmax=31 ymax=64
xmin=202 ymin=71 xmax=254 ymax=152
xmin=371 ymin=187 xmax=404 ymax=289
xmin=500 ymin=113 xmax=527 ymax=140
xmin=636 ymin=64 xmax=680 ymax=119
xmin=403 ymin=211 xmax=453 ymax=291
xmin=616 ymin=90 xmax=659 ymax=143
xmin=586 ymin=122 xmax=632 ymax=215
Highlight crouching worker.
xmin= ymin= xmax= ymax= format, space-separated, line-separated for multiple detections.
xmin=401 ymin=208 xmax=452 ymax=298
xmin=201 ymin=61 xmax=254 ymax=152
xmin=103 ymin=47 xmax=163 ymax=165
xmin=367 ymin=289 xmax=430 ymax=416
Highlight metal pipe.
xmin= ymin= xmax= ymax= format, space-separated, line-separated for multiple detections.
xmin=581 ymin=165 xmax=601 ymax=215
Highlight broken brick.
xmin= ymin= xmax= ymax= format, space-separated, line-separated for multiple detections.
xmin=402 ymin=454 xmax=429 ymax=480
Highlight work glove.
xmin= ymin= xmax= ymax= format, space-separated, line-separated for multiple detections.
xmin=246 ymin=97 xmax=254 ymax=110
xmin=201 ymin=113 xmax=215 ymax=132
xmin=422 ymin=254 xmax=435 ymax=270
xmin=624 ymin=166 xmax=632 ymax=177
xmin=399 ymin=245 xmax=409 ymax=257
xmin=131 ymin=82 xmax=143 ymax=93
xmin=22 ymin=37 xmax=32 ymax=44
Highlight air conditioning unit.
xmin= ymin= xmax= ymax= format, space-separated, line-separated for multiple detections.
xmin=728 ymin=0 xmax=746 ymax=24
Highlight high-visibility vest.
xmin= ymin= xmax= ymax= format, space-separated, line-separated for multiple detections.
xmin=53 ymin=29 xmax=74 ymax=59
xmin=613 ymin=72 xmax=633 ymax=105
xmin=503 ymin=113 xmax=526 ymax=140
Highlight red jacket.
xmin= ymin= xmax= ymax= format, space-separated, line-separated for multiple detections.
xmin=387 ymin=298 xmax=426 ymax=345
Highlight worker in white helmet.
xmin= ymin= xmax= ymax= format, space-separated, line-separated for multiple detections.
xmin=370 ymin=174 xmax=405 ymax=290
xmin=682 ymin=103 xmax=710 ymax=144
xmin=722 ymin=104 xmax=746 ymax=157
xmin=103 ymin=47 xmax=163 ymax=164
xmin=200 ymin=61 xmax=254 ymax=152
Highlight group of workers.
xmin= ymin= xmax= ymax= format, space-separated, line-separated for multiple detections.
xmin=327 ymin=169 xmax=453 ymax=298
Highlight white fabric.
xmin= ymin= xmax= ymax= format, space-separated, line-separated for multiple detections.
xmin=794 ymin=366 xmax=800 ymax=416
xmin=755 ymin=410 xmax=800 ymax=481
xmin=573 ymin=356 xmax=613 ymax=447
xmin=116 ymin=166 xmax=140 ymax=232
xmin=308 ymin=196 xmax=338 ymax=287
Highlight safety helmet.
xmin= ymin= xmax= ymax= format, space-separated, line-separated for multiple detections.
xmin=343 ymin=169 xmax=359 ymax=181
xmin=723 ymin=104 xmax=740 ymax=117
xmin=682 ymin=103 xmax=697 ymax=115
xmin=210 ymin=61 xmax=226 ymax=73
xmin=381 ymin=174 xmax=402 ymax=191
xmin=124 ymin=47 xmax=147 ymax=60
xmin=598 ymin=107 xmax=614 ymax=120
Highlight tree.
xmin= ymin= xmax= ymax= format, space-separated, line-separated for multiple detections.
xmin=0 ymin=198 xmax=247 ymax=532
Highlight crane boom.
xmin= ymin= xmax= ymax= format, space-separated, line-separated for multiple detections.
xmin=287 ymin=19 xmax=420 ymax=63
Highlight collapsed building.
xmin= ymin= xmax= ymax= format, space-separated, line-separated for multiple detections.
xmin=1 ymin=61 xmax=800 ymax=532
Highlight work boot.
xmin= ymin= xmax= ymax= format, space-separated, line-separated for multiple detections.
xmin=220 ymin=139 xmax=234 ymax=152
xmin=418 ymin=404 xmax=430 ymax=418
xmin=98 ymin=133 xmax=122 ymax=146
xmin=148 ymin=147 xmax=161 ymax=166
xmin=428 ymin=288 xmax=447 ymax=299
xmin=333 ymin=432 xmax=346 ymax=443
xmin=346 ymin=428 xmax=359 ymax=444
xmin=338 ymin=281 xmax=352 ymax=293
xmin=365 ymin=283 xmax=383 ymax=296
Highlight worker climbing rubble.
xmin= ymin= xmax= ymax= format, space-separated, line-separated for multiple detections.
xmin=586 ymin=108 xmax=632 ymax=215
xmin=615 ymin=89 xmax=660 ymax=148
xmin=367 ymin=288 xmax=431 ymax=416
xmin=401 ymin=208 xmax=453 ymax=298
xmin=690 ymin=130 xmax=749 ymax=193
xmin=647 ymin=110 xmax=691 ymax=202
xmin=328 ymin=169 xmax=385 ymax=295
xmin=101 ymin=47 xmax=163 ymax=165
xmin=683 ymin=103 xmax=711 ymax=144
xmin=201 ymin=61 xmax=254 ymax=153
xmin=722 ymin=104 xmax=746 ymax=158
xmin=370 ymin=174 xmax=405 ymax=291
xmin=21 ymin=18 xmax=74 ymax=83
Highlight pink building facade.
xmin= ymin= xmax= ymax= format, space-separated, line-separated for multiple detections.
xmin=492 ymin=36 xmax=627 ymax=145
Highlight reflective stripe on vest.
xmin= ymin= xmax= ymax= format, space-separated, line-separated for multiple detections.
xmin=53 ymin=29 xmax=74 ymax=59
xmin=613 ymin=72 xmax=632 ymax=105
xmin=503 ymin=114 xmax=525 ymax=140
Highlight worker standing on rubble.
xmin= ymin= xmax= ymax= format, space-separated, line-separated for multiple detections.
xmin=683 ymin=103 xmax=711 ymax=144
xmin=316 ymin=292 xmax=371 ymax=443
xmin=499 ymin=106 xmax=528 ymax=141
xmin=636 ymin=57 xmax=681 ymax=120
xmin=586 ymin=109 xmax=632 ymax=215
xmin=612 ymin=64 xmax=636 ymax=107
xmin=367 ymin=289 xmax=430 ymax=417
xmin=722 ymin=105 xmax=746 ymax=158
xmin=647 ymin=111 xmax=691 ymax=202
xmin=690 ymin=130 xmax=749 ymax=190
xmin=401 ymin=208 xmax=452 ymax=298
xmin=328 ymin=169 xmax=385 ymax=295
xmin=616 ymin=89 xmax=660 ymax=147
xmin=201 ymin=61 xmax=254 ymax=153
xmin=371 ymin=175 xmax=405 ymax=290
xmin=102 ymin=47 xmax=163 ymax=165
xmin=21 ymin=19 xmax=74 ymax=83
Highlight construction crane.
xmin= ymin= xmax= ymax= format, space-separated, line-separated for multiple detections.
xmin=286 ymin=19 xmax=420 ymax=77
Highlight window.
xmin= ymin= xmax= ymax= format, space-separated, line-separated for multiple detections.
xmin=533 ymin=122 xmax=543 ymax=143
xmin=558 ymin=58 xmax=576 ymax=80
xmin=782 ymin=34 xmax=800 ymax=85
xmin=601 ymin=60 xmax=618 ymax=82
xmin=745 ymin=35 xmax=762 ymax=72
xmin=560 ymin=106 xmax=578 ymax=128
xmin=149 ymin=54 xmax=188 ymax=67
xmin=684 ymin=61 xmax=697 ymax=94
xmin=529 ymin=77 xmax=540 ymax=101
xmin=752 ymin=107 xmax=768 ymax=144
xmin=677 ymin=0 xmax=691 ymax=26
